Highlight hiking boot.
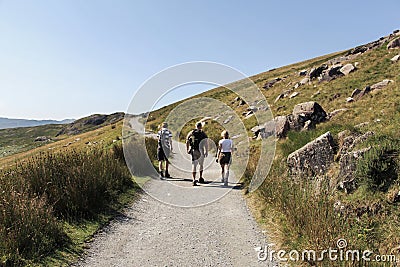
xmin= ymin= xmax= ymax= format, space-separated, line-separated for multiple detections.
xmin=193 ymin=180 xmax=198 ymax=186
xmin=165 ymin=172 xmax=171 ymax=178
xmin=159 ymin=171 xmax=165 ymax=180
xmin=221 ymin=177 xmax=224 ymax=183
xmin=199 ymin=177 xmax=205 ymax=184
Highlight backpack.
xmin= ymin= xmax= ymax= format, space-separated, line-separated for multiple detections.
xmin=188 ymin=129 xmax=205 ymax=150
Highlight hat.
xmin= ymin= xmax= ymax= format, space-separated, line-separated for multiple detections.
xmin=196 ymin=122 xmax=203 ymax=128
xmin=162 ymin=122 xmax=168 ymax=128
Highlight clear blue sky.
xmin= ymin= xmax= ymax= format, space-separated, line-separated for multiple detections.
xmin=0 ymin=0 xmax=398 ymax=120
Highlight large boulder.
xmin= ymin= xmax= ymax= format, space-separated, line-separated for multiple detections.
xmin=340 ymin=63 xmax=356 ymax=75
xmin=387 ymin=38 xmax=400 ymax=49
xmin=275 ymin=115 xmax=290 ymax=138
xmin=292 ymin=101 xmax=328 ymax=127
xmin=339 ymin=147 xmax=371 ymax=184
xmin=309 ymin=64 xmax=328 ymax=80
xmin=287 ymin=132 xmax=336 ymax=177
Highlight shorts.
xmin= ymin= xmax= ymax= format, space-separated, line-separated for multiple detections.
xmin=157 ymin=147 xmax=170 ymax=161
xmin=191 ymin=149 xmax=204 ymax=167
xmin=219 ymin=152 xmax=232 ymax=165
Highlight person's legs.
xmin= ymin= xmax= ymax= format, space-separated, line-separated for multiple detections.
xmin=165 ymin=160 xmax=171 ymax=178
xmin=198 ymin=154 xmax=205 ymax=183
xmin=220 ymin=164 xmax=225 ymax=183
xmin=224 ymin=163 xmax=230 ymax=186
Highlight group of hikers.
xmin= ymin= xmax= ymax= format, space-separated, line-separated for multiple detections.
xmin=156 ymin=121 xmax=233 ymax=186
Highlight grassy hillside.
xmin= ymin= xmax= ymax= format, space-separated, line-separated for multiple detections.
xmin=0 ymin=112 xmax=124 ymax=161
xmin=146 ymin=31 xmax=400 ymax=265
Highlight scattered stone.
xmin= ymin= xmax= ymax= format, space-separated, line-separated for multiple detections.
xmin=299 ymin=77 xmax=309 ymax=85
xmin=294 ymin=83 xmax=300 ymax=89
xmin=239 ymin=99 xmax=246 ymax=106
xmin=387 ymin=38 xmax=400 ymax=49
xmin=329 ymin=108 xmax=348 ymax=118
xmin=234 ymin=97 xmax=241 ymax=101
xmin=287 ymin=132 xmax=336 ymax=177
xmin=370 ymin=79 xmax=393 ymax=90
xmin=346 ymin=97 xmax=354 ymax=103
xmin=340 ymin=63 xmax=356 ymax=75
xmin=244 ymin=111 xmax=253 ymax=117
xmin=355 ymin=122 xmax=370 ymax=128
xmin=354 ymin=62 xmax=360 ymax=68
xmin=276 ymin=105 xmax=285 ymax=111
xmin=223 ymin=115 xmax=233 ymax=124
xmin=351 ymin=88 xmax=362 ymax=98
xmin=311 ymin=91 xmax=320 ymax=98
xmin=35 ymin=136 xmax=50 ymax=142
xmin=390 ymin=55 xmax=400 ymax=62
xmin=244 ymin=113 xmax=254 ymax=120
xmin=274 ymin=94 xmax=284 ymax=103
xmin=263 ymin=78 xmax=282 ymax=89
xmin=247 ymin=106 xmax=258 ymax=112
xmin=299 ymin=69 xmax=308 ymax=76
xmin=289 ymin=92 xmax=299 ymax=98
xmin=329 ymin=93 xmax=341 ymax=101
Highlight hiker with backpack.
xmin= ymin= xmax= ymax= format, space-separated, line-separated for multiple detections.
xmin=186 ymin=122 xmax=208 ymax=186
xmin=216 ymin=130 xmax=233 ymax=186
xmin=157 ymin=122 xmax=173 ymax=179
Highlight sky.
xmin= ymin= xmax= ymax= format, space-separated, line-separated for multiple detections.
xmin=0 ymin=1 xmax=398 ymax=120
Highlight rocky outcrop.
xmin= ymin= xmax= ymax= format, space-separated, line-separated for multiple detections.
xmin=340 ymin=63 xmax=356 ymax=75
xmin=292 ymin=101 xmax=327 ymax=128
xmin=35 ymin=136 xmax=50 ymax=142
xmin=263 ymin=78 xmax=282 ymax=89
xmin=287 ymin=132 xmax=336 ymax=177
xmin=387 ymin=38 xmax=400 ymax=49
xmin=309 ymin=65 xmax=328 ymax=80
xmin=370 ymin=79 xmax=393 ymax=90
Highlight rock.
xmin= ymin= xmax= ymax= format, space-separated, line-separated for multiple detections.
xmin=244 ymin=113 xmax=254 ymax=120
xmin=239 ymin=99 xmax=246 ymax=106
xmin=274 ymin=116 xmax=289 ymax=138
xmin=387 ymin=38 xmax=400 ymax=49
xmin=302 ymin=120 xmax=314 ymax=131
xmin=328 ymin=64 xmax=343 ymax=77
xmin=351 ymin=88 xmax=362 ymax=98
xmin=346 ymin=97 xmax=354 ymax=102
xmin=287 ymin=132 xmax=336 ymax=177
xmin=223 ymin=115 xmax=233 ymax=124
xmin=390 ymin=55 xmax=400 ymax=62
xmin=347 ymin=45 xmax=368 ymax=55
xmin=329 ymin=108 xmax=347 ymax=118
xmin=234 ymin=97 xmax=241 ymax=101
xmin=247 ymin=106 xmax=258 ymax=112
xmin=244 ymin=111 xmax=253 ymax=117
xmin=274 ymin=94 xmax=284 ymax=103
xmin=338 ymin=131 xmax=374 ymax=156
xmin=370 ymin=79 xmax=393 ymax=90
xmin=35 ymin=136 xmax=50 ymax=142
xmin=294 ymin=83 xmax=300 ymax=89
xmin=311 ymin=91 xmax=320 ymax=98
xmin=263 ymin=78 xmax=282 ymax=89
xmin=299 ymin=69 xmax=308 ymax=76
xmin=339 ymin=147 xmax=371 ymax=183
xmin=353 ymin=86 xmax=371 ymax=100
xmin=309 ymin=64 xmax=328 ymax=80
xmin=289 ymin=92 xmax=299 ymax=98
xmin=340 ymin=63 xmax=356 ymax=75
xmin=329 ymin=93 xmax=341 ymax=101
xmin=292 ymin=101 xmax=327 ymax=126
xmin=299 ymin=77 xmax=309 ymax=85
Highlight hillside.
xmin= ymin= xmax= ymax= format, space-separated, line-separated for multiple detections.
xmin=0 ymin=112 xmax=124 ymax=159
xmin=145 ymin=29 xmax=400 ymax=264
xmin=0 ymin=117 xmax=74 ymax=130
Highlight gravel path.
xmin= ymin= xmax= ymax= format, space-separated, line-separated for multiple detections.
xmin=73 ymin=118 xmax=273 ymax=266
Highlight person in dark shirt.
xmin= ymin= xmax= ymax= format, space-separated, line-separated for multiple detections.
xmin=157 ymin=122 xmax=173 ymax=179
xmin=186 ymin=122 xmax=208 ymax=186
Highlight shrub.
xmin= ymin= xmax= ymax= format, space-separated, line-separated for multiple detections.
xmin=0 ymin=174 xmax=66 ymax=266
xmin=356 ymin=140 xmax=399 ymax=191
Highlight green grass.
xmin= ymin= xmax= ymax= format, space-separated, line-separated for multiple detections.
xmin=143 ymin=33 xmax=400 ymax=266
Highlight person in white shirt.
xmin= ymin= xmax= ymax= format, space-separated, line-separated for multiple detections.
xmin=216 ymin=130 xmax=233 ymax=186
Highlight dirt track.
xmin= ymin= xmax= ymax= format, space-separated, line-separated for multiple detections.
xmin=73 ymin=118 xmax=273 ymax=266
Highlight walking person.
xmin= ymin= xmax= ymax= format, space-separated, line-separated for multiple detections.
xmin=216 ymin=130 xmax=233 ymax=186
xmin=157 ymin=122 xmax=173 ymax=179
xmin=186 ymin=122 xmax=208 ymax=186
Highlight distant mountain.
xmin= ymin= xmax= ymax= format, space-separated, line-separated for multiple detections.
xmin=0 ymin=117 xmax=75 ymax=130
